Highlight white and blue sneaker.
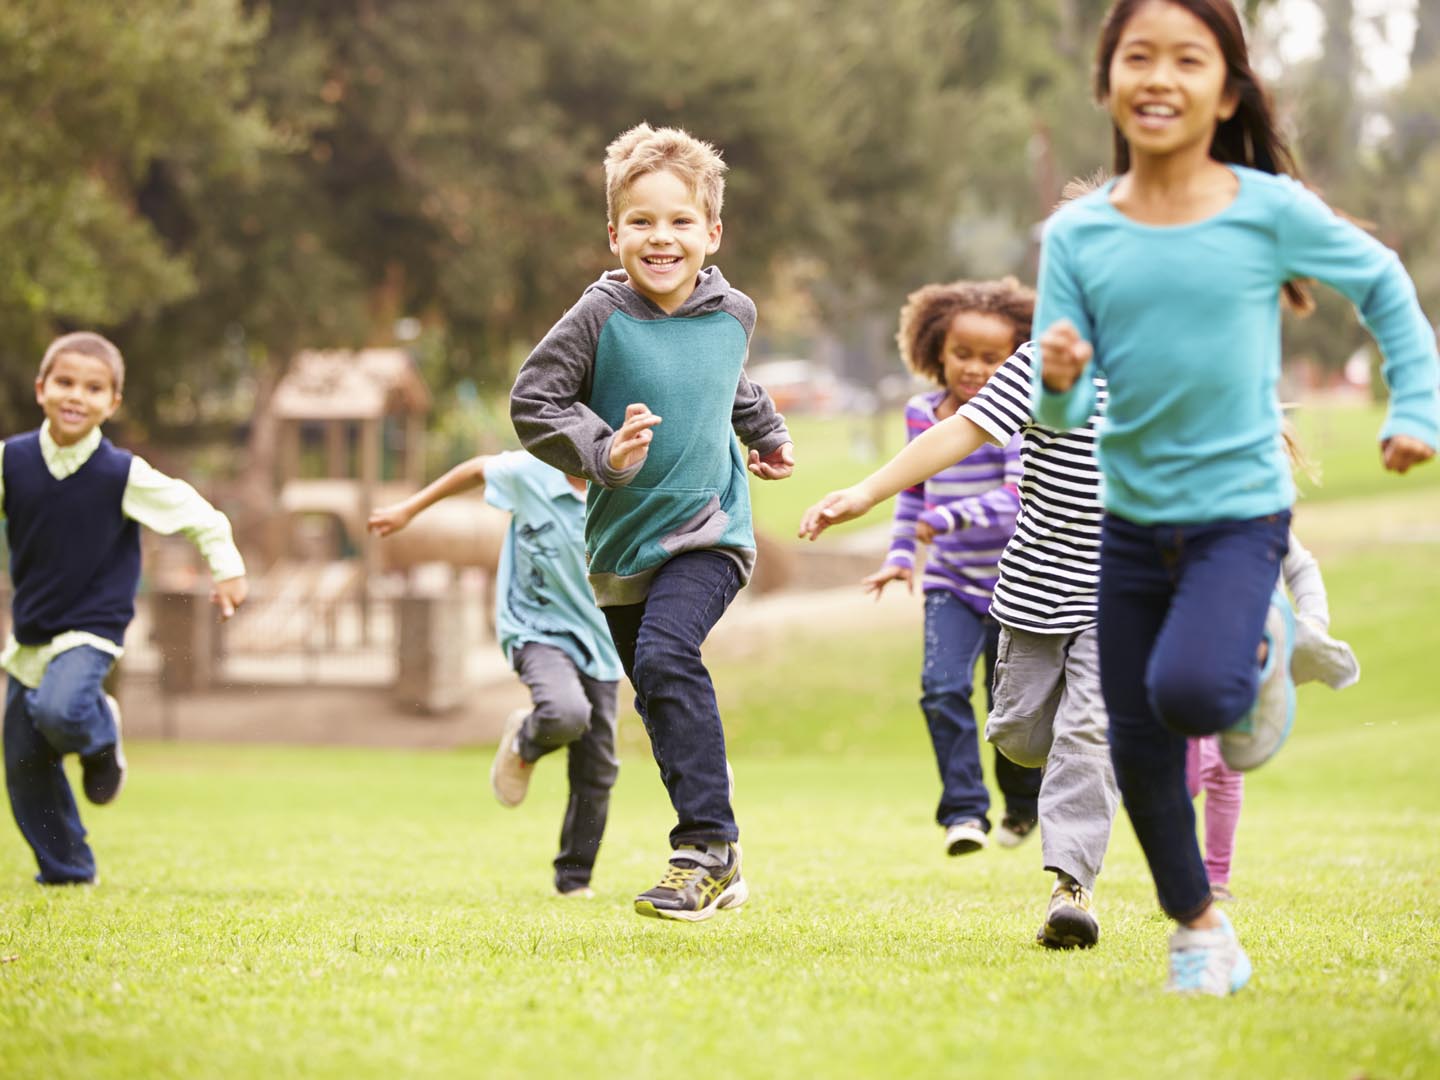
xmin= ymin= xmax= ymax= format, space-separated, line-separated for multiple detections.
xmin=1166 ymin=908 xmax=1252 ymax=996
xmin=1221 ymin=588 xmax=1296 ymax=772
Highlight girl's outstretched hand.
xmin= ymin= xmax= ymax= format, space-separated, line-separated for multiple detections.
xmin=861 ymin=563 xmax=911 ymax=600
xmin=368 ymin=503 xmax=414 ymax=537
xmin=609 ymin=402 xmax=662 ymax=472
xmin=798 ymin=486 xmax=876 ymax=540
xmin=212 ymin=576 xmax=248 ymax=621
xmin=1381 ymin=434 xmax=1435 ymax=474
xmin=1039 ymin=319 xmax=1093 ymax=393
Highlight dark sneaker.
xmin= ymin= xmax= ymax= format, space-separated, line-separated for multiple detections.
xmin=944 ymin=819 xmax=988 ymax=856
xmin=491 ymin=708 xmax=534 ymax=808
xmin=995 ymin=814 xmax=1038 ymax=849
xmin=634 ymin=843 xmax=748 ymax=922
xmin=1037 ymin=875 xmax=1099 ymax=949
xmin=81 ymin=694 xmax=127 ymax=805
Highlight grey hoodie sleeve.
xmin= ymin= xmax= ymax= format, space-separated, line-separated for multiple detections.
xmin=723 ymin=292 xmax=791 ymax=455
xmin=1282 ymin=530 xmax=1330 ymax=628
xmin=510 ymin=293 xmax=640 ymax=488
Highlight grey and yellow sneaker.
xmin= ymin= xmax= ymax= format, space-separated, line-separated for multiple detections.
xmin=490 ymin=708 xmax=534 ymax=807
xmin=1037 ymin=874 xmax=1099 ymax=949
xmin=634 ymin=842 xmax=748 ymax=922
xmin=1166 ymin=908 xmax=1251 ymax=996
xmin=81 ymin=694 xmax=127 ymax=806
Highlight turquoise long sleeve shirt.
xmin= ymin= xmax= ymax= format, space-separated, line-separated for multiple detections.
xmin=1033 ymin=165 xmax=1440 ymax=525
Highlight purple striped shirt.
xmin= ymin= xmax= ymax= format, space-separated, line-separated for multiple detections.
xmin=885 ymin=390 xmax=1022 ymax=614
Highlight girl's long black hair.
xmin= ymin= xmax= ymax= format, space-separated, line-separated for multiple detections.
xmin=1095 ymin=0 xmax=1313 ymax=312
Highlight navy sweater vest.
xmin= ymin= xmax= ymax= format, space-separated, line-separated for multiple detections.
xmin=3 ymin=431 xmax=141 ymax=646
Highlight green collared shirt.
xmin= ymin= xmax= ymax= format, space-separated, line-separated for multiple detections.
xmin=0 ymin=422 xmax=245 ymax=687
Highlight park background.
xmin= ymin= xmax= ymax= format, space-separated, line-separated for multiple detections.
xmin=1 ymin=1 xmax=1438 ymax=1077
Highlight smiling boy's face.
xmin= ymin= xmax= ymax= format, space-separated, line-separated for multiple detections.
xmin=607 ymin=168 xmax=722 ymax=314
xmin=35 ymin=351 xmax=121 ymax=447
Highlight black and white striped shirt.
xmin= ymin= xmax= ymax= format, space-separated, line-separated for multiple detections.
xmin=958 ymin=343 xmax=1105 ymax=634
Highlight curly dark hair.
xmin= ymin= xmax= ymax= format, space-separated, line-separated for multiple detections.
xmin=896 ymin=277 xmax=1035 ymax=385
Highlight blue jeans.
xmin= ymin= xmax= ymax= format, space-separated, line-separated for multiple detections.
xmin=1098 ymin=511 xmax=1290 ymax=920
xmin=603 ymin=550 xmax=742 ymax=849
xmin=3 ymin=645 xmax=119 ymax=884
xmin=923 ymin=592 xmax=1043 ymax=828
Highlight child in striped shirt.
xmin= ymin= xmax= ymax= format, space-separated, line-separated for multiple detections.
xmin=863 ymin=278 xmax=1041 ymax=858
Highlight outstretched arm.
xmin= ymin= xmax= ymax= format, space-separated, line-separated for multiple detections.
xmin=798 ymin=413 xmax=988 ymax=539
xmin=368 ymin=456 xmax=490 ymax=537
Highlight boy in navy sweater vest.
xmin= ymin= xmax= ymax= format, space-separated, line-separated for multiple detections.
xmin=512 ymin=124 xmax=793 ymax=921
xmin=2 ymin=332 xmax=247 ymax=885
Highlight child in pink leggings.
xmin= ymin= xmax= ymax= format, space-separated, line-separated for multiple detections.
xmin=1187 ymin=528 xmax=1358 ymax=899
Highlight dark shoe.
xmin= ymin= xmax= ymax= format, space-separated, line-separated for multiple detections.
xmin=1037 ymin=875 xmax=1100 ymax=949
xmin=81 ymin=695 xmax=126 ymax=805
xmin=634 ymin=843 xmax=748 ymax=922
xmin=995 ymin=814 xmax=1038 ymax=849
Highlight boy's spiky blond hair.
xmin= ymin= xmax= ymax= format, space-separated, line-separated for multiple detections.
xmin=39 ymin=331 xmax=126 ymax=395
xmin=896 ymin=277 xmax=1035 ymax=386
xmin=604 ymin=123 xmax=727 ymax=226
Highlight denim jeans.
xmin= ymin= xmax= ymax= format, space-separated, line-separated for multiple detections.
xmin=923 ymin=592 xmax=1042 ymax=828
xmin=603 ymin=550 xmax=741 ymax=848
xmin=1098 ymin=511 xmax=1290 ymax=919
xmin=511 ymin=642 xmax=619 ymax=892
xmin=3 ymin=645 xmax=118 ymax=884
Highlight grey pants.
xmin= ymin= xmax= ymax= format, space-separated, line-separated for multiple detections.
xmin=986 ymin=625 xmax=1118 ymax=890
xmin=513 ymin=642 xmax=620 ymax=892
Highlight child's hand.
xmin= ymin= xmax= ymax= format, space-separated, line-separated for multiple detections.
xmin=1381 ymin=434 xmax=1435 ymax=474
xmin=798 ymin=486 xmax=876 ymax=539
xmin=212 ymin=576 xmax=248 ymax=621
xmin=609 ymin=403 xmax=661 ymax=472
xmin=748 ymin=441 xmax=794 ymax=480
xmin=915 ymin=519 xmax=937 ymax=545
xmin=368 ymin=503 xmax=414 ymax=537
xmin=862 ymin=563 xmax=911 ymax=600
xmin=1039 ymin=319 xmax=1093 ymax=393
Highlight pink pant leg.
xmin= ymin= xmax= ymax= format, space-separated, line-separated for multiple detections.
xmin=1195 ymin=736 xmax=1244 ymax=885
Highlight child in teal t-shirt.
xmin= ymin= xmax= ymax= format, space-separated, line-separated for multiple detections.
xmin=370 ymin=450 xmax=620 ymax=898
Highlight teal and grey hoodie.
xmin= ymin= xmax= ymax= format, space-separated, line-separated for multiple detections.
xmin=511 ymin=266 xmax=789 ymax=607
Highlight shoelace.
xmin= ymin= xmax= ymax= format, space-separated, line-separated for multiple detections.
xmin=1170 ymin=949 xmax=1209 ymax=991
xmin=656 ymin=863 xmax=702 ymax=891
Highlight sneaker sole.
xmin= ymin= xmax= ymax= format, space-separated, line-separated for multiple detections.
xmin=1037 ymin=915 xmax=1100 ymax=950
xmin=1221 ymin=591 xmax=1296 ymax=772
xmin=634 ymin=874 xmax=749 ymax=923
xmin=946 ymin=835 xmax=987 ymax=856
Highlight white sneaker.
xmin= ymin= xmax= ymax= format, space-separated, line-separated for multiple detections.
xmin=995 ymin=814 xmax=1037 ymax=849
xmin=490 ymin=708 xmax=534 ymax=808
xmin=556 ymin=885 xmax=595 ymax=899
xmin=944 ymin=819 xmax=988 ymax=856
xmin=1166 ymin=908 xmax=1252 ymax=996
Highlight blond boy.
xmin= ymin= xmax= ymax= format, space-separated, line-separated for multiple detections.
xmin=2 ymin=332 xmax=246 ymax=884
xmin=510 ymin=124 xmax=793 ymax=920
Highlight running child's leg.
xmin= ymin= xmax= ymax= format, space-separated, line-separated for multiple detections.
xmin=984 ymin=618 xmax=1041 ymax=840
xmin=604 ymin=550 xmax=740 ymax=849
xmin=553 ymin=676 xmax=620 ymax=896
xmin=921 ymin=591 xmax=991 ymax=849
xmin=1035 ymin=627 xmax=1119 ymax=949
xmin=1196 ymin=738 xmax=1243 ymax=892
xmin=2 ymin=648 xmax=117 ymax=884
xmin=493 ymin=642 xmax=596 ymax=808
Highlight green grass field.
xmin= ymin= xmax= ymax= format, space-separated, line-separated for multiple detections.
xmin=3 ymin=405 xmax=1439 ymax=1079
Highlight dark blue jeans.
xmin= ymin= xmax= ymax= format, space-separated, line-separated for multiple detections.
xmin=4 ymin=645 xmax=119 ymax=884
xmin=603 ymin=550 xmax=742 ymax=849
xmin=1098 ymin=511 xmax=1290 ymax=920
xmin=923 ymin=593 xmax=1041 ymax=828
